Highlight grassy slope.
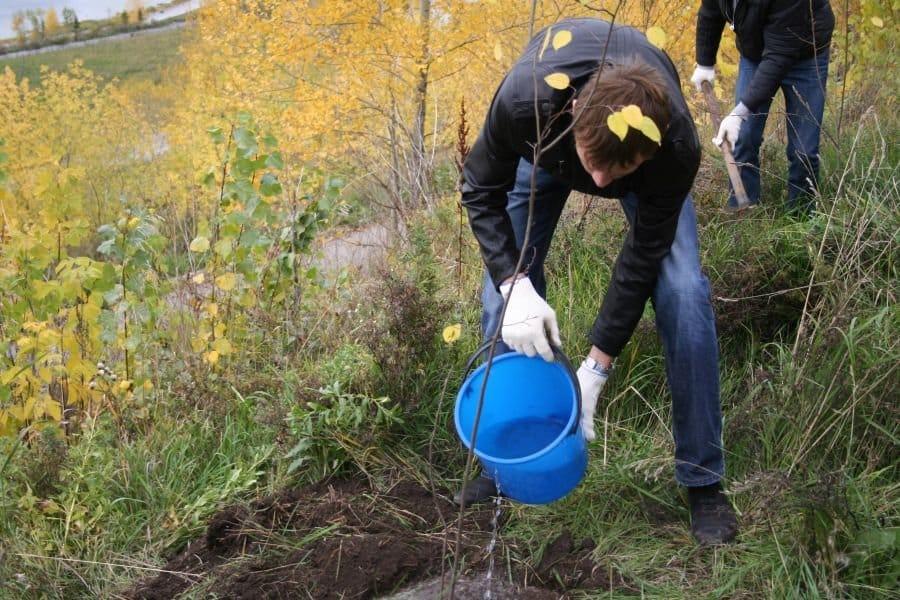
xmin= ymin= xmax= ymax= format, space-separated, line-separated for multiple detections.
xmin=0 ymin=27 xmax=184 ymax=84
xmin=0 ymin=58 xmax=896 ymax=598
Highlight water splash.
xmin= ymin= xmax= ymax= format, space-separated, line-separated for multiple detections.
xmin=483 ymin=488 xmax=503 ymax=600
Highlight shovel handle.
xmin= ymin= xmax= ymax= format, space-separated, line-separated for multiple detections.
xmin=701 ymin=80 xmax=752 ymax=210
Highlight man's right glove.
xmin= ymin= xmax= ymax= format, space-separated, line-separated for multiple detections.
xmin=713 ymin=103 xmax=751 ymax=151
xmin=576 ymin=358 xmax=609 ymax=442
xmin=500 ymin=276 xmax=561 ymax=362
xmin=690 ymin=65 xmax=716 ymax=91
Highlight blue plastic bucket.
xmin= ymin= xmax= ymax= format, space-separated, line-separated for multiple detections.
xmin=454 ymin=344 xmax=587 ymax=504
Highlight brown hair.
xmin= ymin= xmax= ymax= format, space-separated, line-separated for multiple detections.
xmin=573 ymin=62 xmax=671 ymax=169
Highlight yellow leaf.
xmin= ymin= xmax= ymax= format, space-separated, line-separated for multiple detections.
xmin=871 ymin=17 xmax=884 ymax=28
xmin=544 ymin=72 xmax=570 ymax=90
xmin=45 ymin=400 xmax=62 ymax=421
xmin=189 ymin=236 xmax=210 ymax=253
xmin=118 ymin=380 xmax=132 ymax=391
xmin=212 ymin=337 xmax=233 ymax=355
xmin=621 ymin=105 xmax=644 ymax=127
xmin=493 ymin=41 xmax=503 ymax=61
xmin=539 ymin=26 xmax=553 ymax=60
xmin=204 ymin=350 xmax=220 ymax=365
xmin=143 ymin=380 xmax=154 ymax=391
xmin=646 ymin=26 xmax=667 ymax=49
xmin=205 ymin=302 xmax=219 ymax=317
xmin=214 ymin=322 xmax=226 ymax=338
xmin=607 ymin=112 xmax=628 ymax=141
xmin=552 ymin=30 xmax=572 ymax=51
xmin=192 ymin=272 xmax=205 ymax=285
xmin=82 ymin=302 xmax=101 ymax=324
xmin=442 ymin=324 xmax=462 ymax=344
xmin=215 ymin=272 xmax=237 ymax=291
xmin=637 ymin=116 xmax=662 ymax=144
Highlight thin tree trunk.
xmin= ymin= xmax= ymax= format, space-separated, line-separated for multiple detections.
xmin=412 ymin=0 xmax=432 ymax=210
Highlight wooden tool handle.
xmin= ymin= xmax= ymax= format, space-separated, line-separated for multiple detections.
xmin=701 ymin=80 xmax=752 ymax=210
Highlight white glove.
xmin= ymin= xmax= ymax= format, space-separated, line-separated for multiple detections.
xmin=713 ymin=103 xmax=750 ymax=152
xmin=690 ymin=65 xmax=716 ymax=91
xmin=499 ymin=276 xmax=561 ymax=362
xmin=576 ymin=359 xmax=609 ymax=442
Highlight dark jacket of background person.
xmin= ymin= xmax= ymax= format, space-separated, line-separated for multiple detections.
xmin=696 ymin=0 xmax=835 ymax=112
xmin=461 ymin=18 xmax=701 ymax=357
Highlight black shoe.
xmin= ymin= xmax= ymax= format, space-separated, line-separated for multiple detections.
xmin=688 ymin=483 xmax=738 ymax=546
xmin=452 ymin=475 xmax=498 ymax=507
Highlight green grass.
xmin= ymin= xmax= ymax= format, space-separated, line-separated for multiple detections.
xmin=0 ymin=26 xmax=185 ymax=84
xmin=0 ymin=91 xmax=895 ymax=598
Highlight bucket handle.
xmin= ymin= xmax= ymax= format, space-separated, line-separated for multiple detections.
xmin=462 ymin=341 xmax=583 ymax=436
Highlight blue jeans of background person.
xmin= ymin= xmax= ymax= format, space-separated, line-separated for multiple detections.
xmin=481 ymin=160 xmax=724 ymax=487
xmin=731 ymin=52 xmax=830 ymax=211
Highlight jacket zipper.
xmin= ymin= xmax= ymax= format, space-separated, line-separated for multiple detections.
xmin=729 ymin=0 xmax=741 ymax=31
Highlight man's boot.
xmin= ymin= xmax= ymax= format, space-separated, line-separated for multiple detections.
xmin=688 ymin=482 xmax=738 ymax=545
xmin=452 ymin=475 xmax=498 ymax=507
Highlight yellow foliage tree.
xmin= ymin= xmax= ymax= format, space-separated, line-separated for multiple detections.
xmin=170 ymin=0 xmax=728 ymax=223
xmin=45 ymin=8 xmax=61 ymax=36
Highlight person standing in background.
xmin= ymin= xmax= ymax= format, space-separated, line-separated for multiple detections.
xmin=691 ymin=0 xmax=835 ymax=213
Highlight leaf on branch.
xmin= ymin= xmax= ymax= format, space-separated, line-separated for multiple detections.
xmin=493 ymin=41 xmax=503 ymax=61
xmin=646 ymin=26 xmax=667 ymax=49
xmin=621 ymin=105 xmax=643 ymax=127
xmin=215 ymin=272 xmax=237 ymax=291
xmin=544 ymin=72 xmax=570 ymax=90
xmin=552 ymin=30 xmax=572 ymax=51
xmin=189 ymin=236 xmax=210 ymax=253
xmin=870 ymin=17 xmax=883 ymax=28
xmin=637 ymin=116 xmax=662 ymax=144
xmin=607 ymin=112 xmax=628 ymax=141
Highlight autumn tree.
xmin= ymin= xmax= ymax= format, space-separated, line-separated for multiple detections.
xmin=11 ymin=11 xmax=26 ymax=45
xmin=26 ymin=9 xmax=45 ymax=42
xmin=45 ymin=8 xmax=61 ymax=36
xmin=127 ymin=0 xmax=145 ymax=24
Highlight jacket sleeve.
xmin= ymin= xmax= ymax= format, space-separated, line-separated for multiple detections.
xmin=589 ymin=141 xmax=699 ymax=357
xmin=739 ymin=0 xmax=824 ymax=112
xmin=460 ymin=90 xmax=523 ymax=289
xmin=696 ymin=0 xmax=726 ymax=67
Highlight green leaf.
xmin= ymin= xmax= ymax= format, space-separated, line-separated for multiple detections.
xmin=262 ymin=133 xmax=278 ymax=149
xmin=265 ymin=152 xmax=284 ymax=170
xmin=207 ymin=127 xmax=224 ymax=144
xmin=233 ymin=128 xmax=258 ymax=158
xmin=259 ymin=173 xmax=282 ymax=197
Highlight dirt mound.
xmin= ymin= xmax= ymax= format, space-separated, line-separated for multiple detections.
xmin=125 ymin=478 xmax=624 ymax=599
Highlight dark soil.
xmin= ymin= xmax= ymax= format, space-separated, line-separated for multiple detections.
xmin=125 ymin=478 xmax=626 ymax=599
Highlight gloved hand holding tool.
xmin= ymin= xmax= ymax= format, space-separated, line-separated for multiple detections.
xmin=697 ymin=77 xmax=753 ymax=210
xmin=500 ymin=276 xmax=561 ymax=362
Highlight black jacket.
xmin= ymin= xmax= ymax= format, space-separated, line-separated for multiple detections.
xmin=461 ymin=18 xmax=700 ymax=357
xmin=696 ymin=0 xmax=835 ymax=112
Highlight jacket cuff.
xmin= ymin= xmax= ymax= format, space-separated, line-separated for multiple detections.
xmin=588 ymin=327 xmax=624 ymax=359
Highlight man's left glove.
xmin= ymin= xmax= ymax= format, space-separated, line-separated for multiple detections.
xmin=576 ymin=359 xmax=609 ymax=442
xmin=713 ymin=103 xmax=750 ymax=152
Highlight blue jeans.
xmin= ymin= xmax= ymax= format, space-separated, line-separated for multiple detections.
xmin=731 ymin=52 xmax=830 ymax=211
xmin=481 ymin=160 xmax=724 ymax=487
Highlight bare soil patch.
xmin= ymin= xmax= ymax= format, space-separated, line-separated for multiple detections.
xmin=125 ymin=478 xmax=626 ymax=599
